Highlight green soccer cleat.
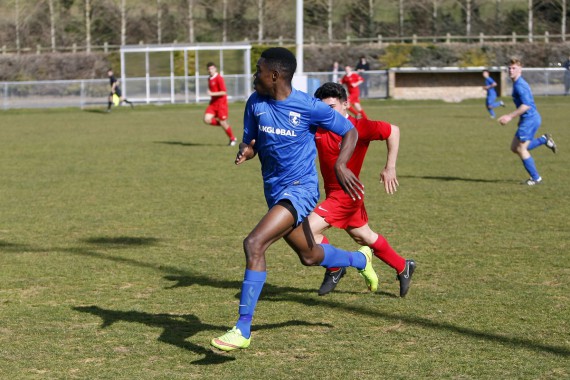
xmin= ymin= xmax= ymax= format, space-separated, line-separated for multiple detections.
xmin=211 ymin=327 xmax=251 ymax=352
xmin=357 ymin=246 xmax=378 ymax=292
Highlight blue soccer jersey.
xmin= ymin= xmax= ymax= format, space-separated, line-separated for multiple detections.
xmin=485 ymin=76 xmax=497 ymax=99
xmin=243 ymin=88 xmax=354 ymax=210
xmin=512 ymin=76 xmax=539 ymax=120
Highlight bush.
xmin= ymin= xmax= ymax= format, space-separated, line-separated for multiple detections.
xmin=2 ymin=43 xmax=570 ymax=82
xmin=379 ymin=45 xmax=414 ymax=68
xmin=459 ymin=48 xmax=490 ymax=67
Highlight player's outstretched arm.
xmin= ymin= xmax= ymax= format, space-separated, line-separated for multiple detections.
xmin=235 ymin=139 xmax=256 ymax=165
xmin=335 ymin=128 xmax=364 ymax=200
xmin=380 ymin=124 xmax=400 ymax=195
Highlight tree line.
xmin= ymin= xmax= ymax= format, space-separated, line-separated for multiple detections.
xmin=0 ymin=0 xmax=568 ymax=54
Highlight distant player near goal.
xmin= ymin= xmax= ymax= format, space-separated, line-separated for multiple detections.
xmin=203 ymin=62 xmax=237 ymax=146
xmin=107 ymin=69 xmax=134 ymax=112
xmin=310 ymin=82 xmax=415 ymax=297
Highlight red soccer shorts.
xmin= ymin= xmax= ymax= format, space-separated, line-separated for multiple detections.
xmin=313 ymin=190 xmax=368 ymax=229
xmin=205 ymin=101 xmax=229 ymax=121
xmin=348 ymin=91 xmax=360 ymax=104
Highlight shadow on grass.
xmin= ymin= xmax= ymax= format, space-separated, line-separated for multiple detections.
xmin=83 ymin=109 xmax=107 ymax=114
xmin=82 ymin=236 xmax=160 ymax=247
xmin=400 ymin=175 xmax=516 ymax=183
xmin=70 ymin=248 xmax=570 ymax=359
xmin=154 ymin=141 xmax=220 ymax=147
xmin=163 ymin=274 xmax=396 ymax=299
xmin=4 ymin=239 xmax=568 ymax=359
xmin=0 ymin=240 xmax=23 ymax=247
xmin=73 ymin=305 xmax=331 ymax=365
xmin=0 ymin=237 xmax=158 ymax=254
xmin=0 ymin=242 xmax=30 ymax=251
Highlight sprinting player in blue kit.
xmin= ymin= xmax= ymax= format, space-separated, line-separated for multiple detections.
xmin=482 ymin=70 xmax=504 ymax=118
xmin=211 ymin=47 xmax=378 ymax=352
xmin=498 ymin=58 xmax=557 ymax=186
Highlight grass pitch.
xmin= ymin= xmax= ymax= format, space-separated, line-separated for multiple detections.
xmin=0 ymin=97 xmax=568 ymax=379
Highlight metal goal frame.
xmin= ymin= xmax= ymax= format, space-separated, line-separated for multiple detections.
xmin=119 ymin=42 xmax=252 ymax=104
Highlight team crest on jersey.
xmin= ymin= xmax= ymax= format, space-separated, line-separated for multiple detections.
xmin=289 ymin=111 xmax=301 ymax=126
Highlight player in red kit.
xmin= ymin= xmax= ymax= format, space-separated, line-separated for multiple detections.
xmin=309 ymin=82 xmax=416 ymax=297
xmin=339 ymin=65 xmax=367 ymax=119
xmin=203 ymin=62 xmax=237 ymax=146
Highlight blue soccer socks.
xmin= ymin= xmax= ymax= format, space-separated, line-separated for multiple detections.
xmin=522 ymin=156 xmax=540 ymax=181
xmin=487 ymin=101 xmax=502 ymax=117
xmin=320 ymin=244 xmax=366 ymax=270
xmin=528 ymin=135 xmax=547 ymax=150
xmin=235 ymin=269 xmax=267 ymax=339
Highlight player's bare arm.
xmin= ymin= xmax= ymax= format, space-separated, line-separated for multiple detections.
xmin=335 ymin=128 xmax=364 ymax=200
xmin=380 ymin=124 xmax=400 ymax=195
xmin=208 ymin=90 xmax=227 ymax=97
xmin=235 ymin=139 xmax=256 ymax=165
xmin=498 ymin=104 xmax=530 ymax=125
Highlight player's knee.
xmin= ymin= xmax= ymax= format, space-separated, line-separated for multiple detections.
xmin=297 ymin=249 xmax=321 ymax=266
xmin=352 ymin=236 xmax=367 ymax=246
xmin=243 ymin=235 xmax=265 ymax=259
xmin=512 ymin=143 xmax=525 ymax=154
xmin=203 ymin=114 xmax=212 ymax=124
xmin=298 ymin=255 xmax=319 ymax=266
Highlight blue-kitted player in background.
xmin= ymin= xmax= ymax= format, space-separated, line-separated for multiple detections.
xmin=210 ymin=47 xmax=378 ymax=352
xmin=497 ymin=58 xmax=557 ymax=186
xmin=482 ymin=70 xmax=504 ymax=118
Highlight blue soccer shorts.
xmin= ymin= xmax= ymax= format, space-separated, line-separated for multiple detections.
xmin=268 ymin=184 xmax=319 ymax=227
xmin=516 ymin=115 xmax=542 ymax=142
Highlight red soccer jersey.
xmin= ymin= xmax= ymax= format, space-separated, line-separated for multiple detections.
xmin=208 ymin=73 xmax=227 ymax=104
xmin=315 ymin=115 xmax=391 ymax=193
xmin=340 ymin=73 xmax=364 ymax=96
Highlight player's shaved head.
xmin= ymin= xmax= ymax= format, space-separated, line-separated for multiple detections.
xmin=260 ymin=47 xmax=297 ymax=82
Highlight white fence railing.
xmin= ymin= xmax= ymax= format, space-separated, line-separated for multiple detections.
xmin=1 ymin=68 xmax=567 ymax=110
xmin=0 ymin=75 xmax=254 ymax=110
xmin=2 ymin=31 xmax=570 ymax=55
xmin=502 ymin=68 xmax=570 ymax=97
xmin=0 ymin=70 xmax=390 ymax=110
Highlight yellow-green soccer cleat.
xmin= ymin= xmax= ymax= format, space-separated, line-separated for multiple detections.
xmin=211 ymin=327 xmax=251 ymax=352
xmin=357 ymin=246 xmax=378 ymax=292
